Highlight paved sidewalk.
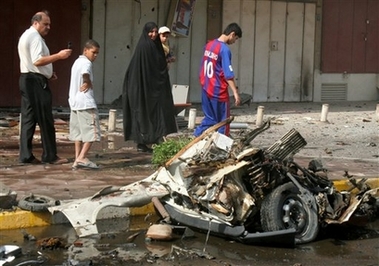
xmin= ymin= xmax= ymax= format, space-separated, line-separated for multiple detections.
xmin=0 ymin=125 xmax=377 ymax=201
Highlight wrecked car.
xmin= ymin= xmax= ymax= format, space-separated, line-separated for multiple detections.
xmin=49 ymin=118 xmax=378 ymax=246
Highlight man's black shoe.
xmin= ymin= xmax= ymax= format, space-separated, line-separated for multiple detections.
xmin=137 ymin=144 xmax=153 ymax=153
xmin=43 ymin=157 xmax=68 ymax=165
xmin=20 ymin=157 xmax=41 ymax=164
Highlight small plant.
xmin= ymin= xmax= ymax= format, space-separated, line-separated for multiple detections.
xmin=152 ymin=137 xmax=192 ymax=166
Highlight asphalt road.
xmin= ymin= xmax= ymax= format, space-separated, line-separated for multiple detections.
xmin=1 ymin=217 xmax=378 ymax=265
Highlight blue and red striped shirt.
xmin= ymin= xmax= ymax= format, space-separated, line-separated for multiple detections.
xmin=199 ymin=39 xmax=234 ymax=102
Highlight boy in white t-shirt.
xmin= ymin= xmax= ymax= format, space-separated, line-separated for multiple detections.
xmin=68 ymin=40 xmax=101 ymax=169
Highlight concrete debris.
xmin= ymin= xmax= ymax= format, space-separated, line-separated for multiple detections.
xmin=0 ymin=182 xmax=17 ymax=210
xmin=145 ymin=224 xmax=172 ymax=241
xmin=21 ymin=230 xmax=36 ymax=241
xmin=36 ymin=237 xmax=68 ymax=250
xmin=0 ymin=245 xmax=22 ymax=264
xmin=0 ymin=120 xmax=18 ymax=127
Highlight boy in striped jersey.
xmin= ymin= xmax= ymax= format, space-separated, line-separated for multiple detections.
xmin=194 ymin=23 xmax=242 ymax=137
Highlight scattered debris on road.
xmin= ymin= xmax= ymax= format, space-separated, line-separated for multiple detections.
xmin=49 ymin=119 xmax=378 ymax=246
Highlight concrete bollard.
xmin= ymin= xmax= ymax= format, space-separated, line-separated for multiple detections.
xmin=320 ymin=104 xmax=329 ymax=122
xmin=188 ymin=108 xmax=196 ymax=129
xmin=230 ymin=122 xmax=249 ymax=129
xmin=108 ymin=135 xmax=115 ymax=150
xmin=376 ymin=103 xmax=379 ymax=121
xmin=256 ymin=106 xmax=264 ymax=127
xmin=108 ymin=109 xmax=117 ymax=132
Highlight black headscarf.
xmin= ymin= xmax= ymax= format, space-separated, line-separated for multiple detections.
xmin=122 ymin=22 xmax=177 ymax=144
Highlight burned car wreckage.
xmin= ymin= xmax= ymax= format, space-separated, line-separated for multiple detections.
xmin=49 ymin=118 xmax=378 ymax=246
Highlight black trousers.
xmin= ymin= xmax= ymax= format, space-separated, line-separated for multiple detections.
xmin=19 ymin=73 xmax=57 ymax=163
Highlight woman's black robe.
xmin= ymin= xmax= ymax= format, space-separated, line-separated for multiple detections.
xmin=122 ymin=22 xmax=177 ymax=144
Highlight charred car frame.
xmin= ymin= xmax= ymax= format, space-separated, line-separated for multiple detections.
xmin=49 ymin=119 xmax=378 ymax=246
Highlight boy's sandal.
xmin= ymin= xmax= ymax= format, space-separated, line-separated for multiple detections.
xmin=77 ymin=160 xmax=99 ymax=169
xmin=72 ymin=162 xmax=79 ymax=170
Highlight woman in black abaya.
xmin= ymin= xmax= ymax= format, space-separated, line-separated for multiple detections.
xmin=122 ymin=22 xmax=177 ymax=152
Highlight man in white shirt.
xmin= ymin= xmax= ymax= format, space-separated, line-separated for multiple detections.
xmin=18 ymin=10 xmax=71 ymax=164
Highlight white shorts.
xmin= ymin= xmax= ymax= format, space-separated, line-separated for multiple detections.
xmin=69 ymin=109 xmax=101 ymax=142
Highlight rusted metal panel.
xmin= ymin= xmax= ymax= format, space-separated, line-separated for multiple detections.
xmin=223 ymin=0 xmax=242 ymax=94
xmin=0 ymin=0 xmax=14 ymax=107
xmin=1 ymin=0 xmax=81 ymax=107
xmin=322 ymin=0 xmax=379 ymax=73
xmin=337 ymin=0 xmax=354 ymax=73
xmin=284 ymin=2 xmax=304 ymax=102
xmin=268 ymin=1 xmax=286 ymax=102
xmin=206 ymin=0 xmax=222 ymax=41
xmin=253 ymin=0 xmax=271 ymax=102
xmin=238 ymin=0 xmax=256 ymax=96
xmin=188 ymin=0 xmax=208 ymax=102
xmin=93 ymin=0 xmax=135 ymax=104
xmin=351 ymin=0 xmax=367 ymax=73
xmin=230 ymin=0 xmax=316 ymax=102
xmin=301 ymin=3 xmax=316 ymax=101
xmin=365 ymin=0 xmax=379 ymax=73
xmin=321 ymin=0 xmax=339 ymax=72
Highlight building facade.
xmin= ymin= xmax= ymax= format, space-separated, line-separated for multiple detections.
xmin=1 ymin=0 xmax=378 ymax=107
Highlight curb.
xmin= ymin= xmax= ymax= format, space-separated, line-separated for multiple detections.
xmin=0 ymin=203 xmax=156 ymax=231
xmin=332 ymin=177 xmax=379 ymax=192
xmin=0 ymin=178 xmax=378 ymax=231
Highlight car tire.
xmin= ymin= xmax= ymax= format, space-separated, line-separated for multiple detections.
xmin=18 ymin=194 xmax=59 ymax=212
xmin=260 ymin=182 xmax=319 ymax=244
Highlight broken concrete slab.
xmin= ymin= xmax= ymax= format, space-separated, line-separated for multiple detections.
xmin=0 ymin=182 xmax=17 ymax=210
xmin=146 ymin=224 xmax=172 ymax=240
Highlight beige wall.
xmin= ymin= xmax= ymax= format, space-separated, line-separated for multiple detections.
xmin=86 ymin=0 xmax=377 ymax=104
xmin=87 ymin=0 xmax=205 ymax=104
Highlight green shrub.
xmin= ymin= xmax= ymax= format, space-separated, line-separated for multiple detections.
xmin=152 ymin=137 xmax=192 ymax=166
